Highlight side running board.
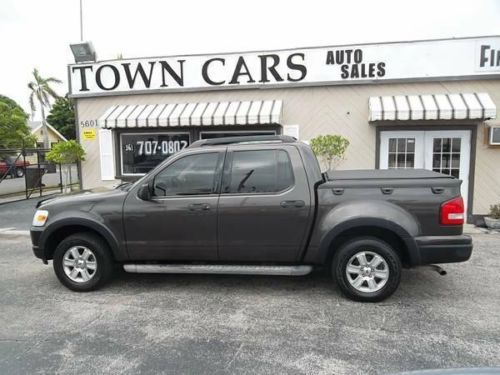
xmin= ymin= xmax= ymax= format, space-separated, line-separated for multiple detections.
xmin=123 ymin=264 xmax=312 ymax=276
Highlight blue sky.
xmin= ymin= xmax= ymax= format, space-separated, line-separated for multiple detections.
xmin=1 ymin=0 xmax=499 ymax=117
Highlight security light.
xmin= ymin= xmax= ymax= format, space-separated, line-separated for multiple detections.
xmin=70 ymin=41 xmax=96 ymax=63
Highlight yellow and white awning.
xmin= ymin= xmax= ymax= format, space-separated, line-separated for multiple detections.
xmin=369 ymin=93 xmax=496 ymax=121
xmin=98 ymin=100 xmax=283 ymax=128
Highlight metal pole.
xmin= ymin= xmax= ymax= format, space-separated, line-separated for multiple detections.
xmin=80 ymin=0 xmax=83 ymax=41
xmin=39 ymin=151 xmax=43 ymax=197
xmin=59 ymin=163 xmax=63 ymax=193
xmin=23 ymin=141 xmax=28 ymax=199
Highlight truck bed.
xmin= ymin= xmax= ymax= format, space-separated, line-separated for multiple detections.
xmin=321 ymin=169 xmax=460 ymax=189
xmin=325 ymin=169 xmax=453 ymax=181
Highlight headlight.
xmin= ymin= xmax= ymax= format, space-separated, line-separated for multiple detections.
xmin=32 ymin=210 xmax=49 ymax=227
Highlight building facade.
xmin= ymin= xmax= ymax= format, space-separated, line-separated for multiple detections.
xmin=69 ymin=36 xmax=500 ymax=223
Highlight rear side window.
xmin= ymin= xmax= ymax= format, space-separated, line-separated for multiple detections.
xmin=224 ymin=150 xmax=294 ymax=194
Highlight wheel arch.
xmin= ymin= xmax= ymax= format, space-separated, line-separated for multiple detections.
xmin=318 ymin=218 xmax=420 ymax=267
xmin=41 ymin=219 xmax=123 ymax=261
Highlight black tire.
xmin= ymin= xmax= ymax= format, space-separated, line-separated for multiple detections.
xmin=53 ymin=232 xmax=114 ymax=292
xmin=332 ymin=237 xmax=402 ymax=302
xmin=15 ymin=168 xmax=24 ymax=178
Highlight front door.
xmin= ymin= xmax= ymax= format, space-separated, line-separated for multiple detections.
xmin=123 ymin=150 xmax=224 ymax=261
xmin=217 ymin=145 xmax=313 ymax=262
xmin=380 ymin=130 xmax=471 ymax=211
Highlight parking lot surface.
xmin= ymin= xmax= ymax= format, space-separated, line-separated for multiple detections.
xmin=0 ymin=233 xmax=499 ymax=374
xmin=0 ymin=197 xmax=46 ymax=231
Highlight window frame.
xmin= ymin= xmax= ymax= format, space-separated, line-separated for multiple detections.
xmin=150 ymin=150 xmax=225 ymax=199
xmin=221 ymin=148 xmax=295 ymax=196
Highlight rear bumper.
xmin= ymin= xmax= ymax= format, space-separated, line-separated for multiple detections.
xmin=415 ymin=235 xmax=472 ymax=265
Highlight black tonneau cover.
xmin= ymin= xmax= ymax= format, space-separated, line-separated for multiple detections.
xmin=325 ymin=169 xmax=453 ymax=181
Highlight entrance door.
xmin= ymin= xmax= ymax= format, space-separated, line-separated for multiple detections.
xmin=380 ymin=130 xmax=471 ymax=210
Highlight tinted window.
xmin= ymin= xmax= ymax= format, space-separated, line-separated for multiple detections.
xmin=225 ymin=150 xmax=294 ymax=194
xmin=153 ymin=153 xmax=219 ymax=196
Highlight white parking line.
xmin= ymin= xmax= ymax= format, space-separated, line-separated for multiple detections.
xmin=0 ymin=228 xmax=30 ymax=237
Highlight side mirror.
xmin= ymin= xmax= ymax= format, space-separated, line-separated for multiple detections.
xmin=137 ymin=183 xmax=152 ymax=201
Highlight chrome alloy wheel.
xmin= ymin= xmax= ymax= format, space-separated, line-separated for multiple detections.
xmin=345 ymin=251 xmax=389 ymax=293
xmin=63 ymin=246 xmax=97 ymax=283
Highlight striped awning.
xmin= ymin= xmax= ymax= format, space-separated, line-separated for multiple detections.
xmin=98 ymin=100 xmax=283 ymax=128
xmin=369 ymin=93 xmax=496 ymax=122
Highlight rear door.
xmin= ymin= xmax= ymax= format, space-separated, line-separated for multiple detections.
xmin=217 ymin=145 xmax=312 ymax=262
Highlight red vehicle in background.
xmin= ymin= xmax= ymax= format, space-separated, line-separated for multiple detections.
xmin=0 ymin=156 xmax=30 ymax=178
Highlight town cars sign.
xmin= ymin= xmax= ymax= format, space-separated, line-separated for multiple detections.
xmin=69 ymin=36 xmax=500 ymax=98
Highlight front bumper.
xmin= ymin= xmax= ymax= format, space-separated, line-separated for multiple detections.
xmin=30 ymin=227 xmax=47 ymax=263
xmin=415 ymin=235 xmax=472 ymax=265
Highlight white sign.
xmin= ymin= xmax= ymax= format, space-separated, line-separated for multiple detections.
xmin=69 ymin=36 xmax=500 ymax=98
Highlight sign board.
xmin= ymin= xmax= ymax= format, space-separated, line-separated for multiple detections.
xmin=82 ymin=128 xmax=96 ymax=140
xmin=69 ymin=36 xmax=500 ymax=98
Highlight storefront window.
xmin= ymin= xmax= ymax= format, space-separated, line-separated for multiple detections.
xmin=120 ymin=132 xmax=190 ymax=175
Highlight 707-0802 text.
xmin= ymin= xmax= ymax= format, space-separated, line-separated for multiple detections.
xmin=135 ymin=140 xmax=188 ymax=156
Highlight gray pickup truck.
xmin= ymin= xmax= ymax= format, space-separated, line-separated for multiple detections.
xmin=31 ymin=135 xmax=472 ymax=302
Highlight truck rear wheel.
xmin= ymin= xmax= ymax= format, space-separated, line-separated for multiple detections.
xmin=332 ymin=237 xmax=402 ymax=302
xmin=53 ymin=232 xmax=114 ymax=292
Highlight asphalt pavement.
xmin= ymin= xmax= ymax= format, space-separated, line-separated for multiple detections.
xmin=0 ymin=196 xmax=46 ymax=231
xmin=0 ymin=231 xmax=499 ymax=374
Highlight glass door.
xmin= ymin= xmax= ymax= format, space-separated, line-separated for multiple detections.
xmin=379 ymin=131 xmax=425 ymax=170
xmin=424 ymin=130 xmax=471 ymax=211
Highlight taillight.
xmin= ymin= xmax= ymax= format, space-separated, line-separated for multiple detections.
xmin=440 ymin=196 xmax=464 ymax=225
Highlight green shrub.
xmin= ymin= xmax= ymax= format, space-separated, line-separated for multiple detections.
xmin=489 ymin=204 xmax=500 ymax=220
xmin=310 ymin=134 xmax=350 ymax=171
xmin=46 ymin=140 xmax=85 ymax=164
xmin=46 ymin=140 xmax=85 ymax=192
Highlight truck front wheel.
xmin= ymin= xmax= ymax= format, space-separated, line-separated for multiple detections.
xmin=332 ymin=237 xmax=402 ymax=302
xmin=53 ymin=232 xmax=114 ymax=292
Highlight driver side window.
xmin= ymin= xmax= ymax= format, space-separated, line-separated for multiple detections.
xmin=153 ymin=152 xmax=219 ymax=196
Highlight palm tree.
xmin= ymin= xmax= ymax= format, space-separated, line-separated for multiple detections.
xmin=28 ymin=68 xmax=62 ymax=148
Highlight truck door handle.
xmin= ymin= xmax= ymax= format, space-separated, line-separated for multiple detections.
xmin=188 ymin=203 xmax=211 ymax=211
xmin=432 ymin=187 xmax=445 ymax=194
xmin=332 ymin=188 xmax=344 ymax=195
xmin=381 ymin=187 xmax=394 ymax=195
xmin=280 ymin=200 xmax=305 ymax=208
